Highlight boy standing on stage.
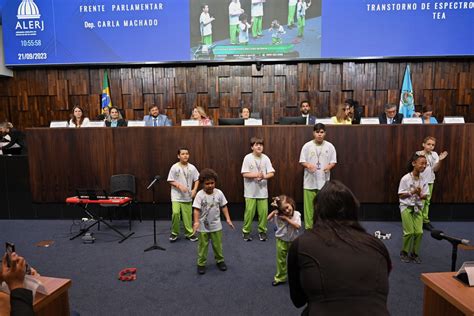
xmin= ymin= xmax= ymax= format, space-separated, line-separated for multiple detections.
xmin=167 ymin=147 xmax=200 ymax=242
xmin=299 ymin=123 xmax=337 ymax=229
xmin=193 ymin=169 xmax=235 ymax=275
xmin=241 ymin=137 xmax=275 ymax=241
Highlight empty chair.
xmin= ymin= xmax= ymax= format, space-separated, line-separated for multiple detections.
xmin=109 ymin=174 xmax=139 ymax=230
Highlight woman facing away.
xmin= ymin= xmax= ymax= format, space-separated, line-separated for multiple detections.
xmin=288 ymin=180 xmax=391 ymax=316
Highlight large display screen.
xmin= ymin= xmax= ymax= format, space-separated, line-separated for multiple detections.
xmin=1 ymin=0 xmax=473 ymax=66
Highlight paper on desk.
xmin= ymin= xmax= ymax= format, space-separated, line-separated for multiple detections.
xmin=456 ymin=261 xmax=474 ymax=286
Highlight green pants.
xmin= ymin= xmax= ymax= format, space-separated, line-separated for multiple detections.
xmin=197 ymin=230 xmax=224 ymax=266
xmin=242 ymin=198 xmax=268 ymax=234
xmin=171 ymin=201 xmax=193 ymax=237
xmin=274 ymin=238 xmax=291 ymax=282
xmin=297 ymin=16 xmax=305 ymax=37
xmin=229 ymin=24 xmax=239 ymax=44
xmin=401 ymin=207 xmax=423 ymax=255
xmin=303 ymin=189 xmax=318 ymax=229
xmin=422 ymin=183 xmax=434 ymax=224
xmin=252 ymin=16 xmax=263 ymax=37
xmin=288 ymin=5 xmax=296 ymax=26
xmin=202 ymin=34 xmax=212 ymax=46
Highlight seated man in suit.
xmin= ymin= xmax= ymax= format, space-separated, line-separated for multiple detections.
xmin=379 ymin=104 xmax=403 ymax=124
xmin=300 ymin=100 xmax=316 ymax=125
xmin=143 ymin=105 xmax=172 ymax=126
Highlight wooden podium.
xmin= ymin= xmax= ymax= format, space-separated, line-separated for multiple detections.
xmin=34 ymin=276 xmax=72 ymax=316
xmin=421 ymin=272 xmax=474 ymax=316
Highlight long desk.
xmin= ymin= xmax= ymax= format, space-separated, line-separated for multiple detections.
xmin=421 ymin=272 xmax=474 ymax=316
xmin=26 ymin=124 xmax=474 ymax=203
xmin=34 ymin=276 xmax=72 ymax=316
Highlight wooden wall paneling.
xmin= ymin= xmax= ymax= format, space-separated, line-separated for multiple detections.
xmin=433 ymin=89 xmax=456 ymax=120
xmin=262 ymin=72 xmax=274 ymax=93
xmin=218 ymin=76 xmax=230 ymax=93
xmin=164 ymin=78 xmax=176 ymax=109
xmin=175 ymin=93 xmax=187 ymax=121
xmin=252 ymin=77 xmax=264 ymax=119
xmin=230 ymin=76 xmax=242 ymax=108
xmin=218 ymin=64 xmax=231 ymax=77
xmin=164 ymin=67 xmax=176 ymax=78
xmin=53 ymin=80 xmax=69 ymax=111
xmin=0 ymin=97 xmax=10 ymax=121
xmin=263 ymin=92 xmax=275 ymax=124
xmin=342 ymin=62 xmax=355 ymax=91
xmin=386 ymin=89 xmax=399 ymax=105
xmin=297 ymin=63 xmax=308 ymax=91
xmin=142 ymin=67 xmax=154 ymax=94
xmin=142 ymin=94 xmax=155 ymax=113
xmin=46 ymin=69 xmax=58 ymax=96
xmin=376 ymin=62 xmax=400 ymax=90
xmin=208 ymin=66 xmax=220 ymax=108
xmin=240 ymin=93 xmax=253 ymax=115
xmin=241 ymin=75 xmax=252 ymax=93
xmin=285 ymin=74 xmax=298 ymax=110
xmin=0 ymin=78 xmax=10 ymax=96
xmin=375 ymin=90 xmax=388 ymax=115
xmin=131 ymin=78 xmax=143 ymax=109
xmin=274 ymin=76 xmax=286 ymax=119
xmin=421 ymin=89 xmax=434 ymax=109
xmin=251 ymin=64 xmax=262 ymax=77
xmin=219 ymin=92 xmax=230 ymax=115
xmin=316 ymin=91 xmax=330 ymax=117
xmin=362 ymin=90 xmax=375 ymax=116
xmin=186 ymin=92 xmax=197 ymax=112
xmin=186 ymin=67 xmax=197 ymax=93
xmin=121 ymin=95 xmax=133 ymax=113
xmin=65 ymin=69 xmax=89 ymax=96
xmin=196 ymin=65 xmax=208 ymax=93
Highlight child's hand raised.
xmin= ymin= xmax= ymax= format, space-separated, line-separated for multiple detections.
xmin=439 ymin=151 xmax=448 ymax=160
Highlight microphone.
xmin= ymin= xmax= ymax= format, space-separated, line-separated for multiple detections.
xmin=146 ymin=175 xmax=161 ymax=190
xmin=431 ymin=229 xmax=470 ymax=246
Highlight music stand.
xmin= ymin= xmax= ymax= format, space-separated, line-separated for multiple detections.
xmin=144 ymin=176 xmax=166 ymax=252
xmin=69 ymin=189 xmax=135 ymax=243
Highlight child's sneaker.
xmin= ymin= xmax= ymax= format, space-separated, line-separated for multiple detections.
xmin=169 ymin=234 xmax=178 ymax=242
xmin=242 ymin=233 xmax=252 ymax=241
xmin=216 ymin=262 xmax=227 ymax=271
xmin=400 ymin=251 xmax=410 ymax=263
xmin=186 ymin=234 xmax=198 ymax=242
xmin=410 ymin=253 xmax=422 ymax=264
xmin=197 ymin=265 xmax=206 ymax=275
xmin=258 ymin=232 xmax=267 ymax=241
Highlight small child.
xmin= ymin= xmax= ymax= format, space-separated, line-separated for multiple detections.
xmin=239 ymin=14 xmax=252 ymax=45
xmin=416 ymin=136 xmax=448 ymax=231
xmin=167 ymin=147 xmax=200 ymax=242
xmin=241 ymin=137 xmax=275 ymax=241
xmin=299 ymin=123 xmax=337 ymax=229
xmin=193 ymin=168 xmax=235 ymax=275
xmin=398 ymin=154 xmax=429 ymax=264
xmin=269 ymin=20 xmax=285 ymax=45
xmin=296 ymin=0 xmax=311 ymax=38
xmin=200 ymin=4 xmax=215 ymax=47
xmin=267 ymin=195 xmax=301 ymax=286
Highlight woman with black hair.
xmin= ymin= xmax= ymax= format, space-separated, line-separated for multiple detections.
xmin=288 ymin=180 xmax=391 ymax=315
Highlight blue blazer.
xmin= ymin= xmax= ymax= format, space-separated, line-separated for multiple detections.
xmin=305 ymin=115 xmax=317 ymax=125
xmin=143 ymin=114 xmax=172 ymax=126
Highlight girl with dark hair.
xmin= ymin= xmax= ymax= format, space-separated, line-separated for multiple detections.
xmin=68 ymin=106 xmax=90 ymax=128
xmin=398 ymin=154 xmax=429 ymax=264
xmin=288 ymin=180 xmax=391 ymax=315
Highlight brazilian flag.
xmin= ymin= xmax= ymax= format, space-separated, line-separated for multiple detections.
xmin=101 ymin=70 xmax=112 ymax=113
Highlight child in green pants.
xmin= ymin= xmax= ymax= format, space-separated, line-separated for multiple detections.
xmin=267 ymin=195 xmax=301 ymax=286
xmin=398 ymin=154 xmax=429 ymax=264
xmin=193 ymin=168 xmax=235 ymax=275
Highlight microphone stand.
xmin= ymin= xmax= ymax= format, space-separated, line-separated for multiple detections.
xmin=144 ymin=177 xmax=165 ymax=252
xmin=450 ymin=241 xmax=460 ymax=272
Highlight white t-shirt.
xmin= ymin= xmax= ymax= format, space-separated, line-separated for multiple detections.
xmin=398 ymin=172 xmax=429 ymax=213
xmin=299 ymin=140 xmax=337 ymax=190
xmin=251 ymin=1 xmax=263 ymax=17
xmin=68 ymin=118 xmax=90 ymax=128
xmin=167 ymin=163 xmax=199 ymax=202
xmin=273 ymin=211 xmax=301 ymax=242
xmin=193 ymin=189 xmax=228 ymax=233
xmin=200 ymin=12 xmax=212 ymax=36
xmin=297 ymin=2 xmax=308 ymax=17
xmin=289 ymin=0 xmax=297 ymax=6
xmin=239 ymin=22 xmax=251 ymax=43
xmin=417 ymin=150 xmax=439 ymax=184
xmin=229 ymin=1 xmax=242 ymax=25
xmin=241 ymin=153 xmax=275 ymax=198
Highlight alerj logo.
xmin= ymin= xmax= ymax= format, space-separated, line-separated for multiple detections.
xmin=15 ymin=0 xmax=44 ymax=35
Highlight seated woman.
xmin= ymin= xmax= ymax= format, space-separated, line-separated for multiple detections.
xmin=420 ymin=105 xmax=438 ymax=124
xmin=190 ymin=106 xmax=213 ymax=126
xmin=240 ymin=107 xmax=251 ymax=119
xmin=105 ymin=107 xmax=127 ymax=127
xmin=68 ymin=106 xmax=90 ymax=128
xmin=344 ymin=99 xmax=363 ymax=124
xmin=288 ymin=180 xmax=391 ymax=315
xmin=331 ymin=104 xmax=352 ymax=124
xmin=0 ymin=122 xmax=26 ymax=155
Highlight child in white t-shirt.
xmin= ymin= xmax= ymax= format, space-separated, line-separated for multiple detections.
xmin=167 ymin=147 xmax=200 ymax=242
xmin=193 ymin=168 xmax=235 ymax=275
xmin=416 ymin=136 xmax=448 ymax=231
xmin=267 ymin=195 xmax=301 ymax=286
xmin=241 ymin=137 xmax=275 ymax=242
